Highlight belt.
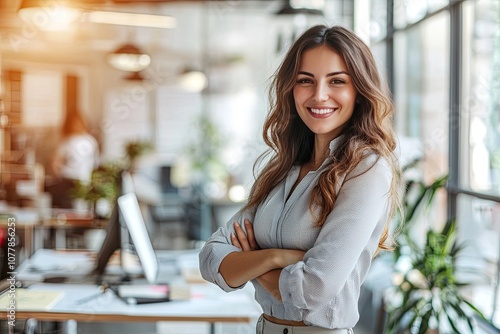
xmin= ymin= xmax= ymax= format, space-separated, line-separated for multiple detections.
xmin=257 ymin=315 xmax=354 ymax=334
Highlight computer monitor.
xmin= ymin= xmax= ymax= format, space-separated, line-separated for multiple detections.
xmin=160 ymin=165 xmax=179 ymax=195
xmin=93 ymin=203 xmax=122 ymax=279
xmin=94 ymin=192 xmax=171 ymax=304
xmin=93 ymin=170 xmax=135 ymax=282
xmin=93 ymin=195 xmax=159 ymax=284
xmin=117 ymin=192 xmax=159 ymax=284
xmin=93 ymin=171 xmax=164 ymax=284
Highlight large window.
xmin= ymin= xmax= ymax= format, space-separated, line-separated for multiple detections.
xmin=393 ymin=12 xmax=450 ymax=181
xmin=458 ymin=0 xmax=500 ymax=322
xmin=370 ymin=0 xmax=500 ymax=326
xmin=461 ymin=0 xmax=500 ymax=197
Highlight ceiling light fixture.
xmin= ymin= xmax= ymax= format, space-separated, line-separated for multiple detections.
xmin=123 ymin=71 xmax=145 ymax=81
xmin=276 ymin=0 xmax=325 ymax=15
xmin=87 ymin=11 xmax=177 ymax=29
xmin=18 ymin=1 xmax=177 ymax=30
xmin=18 ymin=0 xmax=82 ymax=31
xmin=107 ymin=44 xmax=151 ymax=72
xmin=179 ymin=69 xmax=208 ymax=93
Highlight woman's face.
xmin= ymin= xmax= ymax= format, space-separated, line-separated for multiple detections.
xmin=293 ymin=45 xmax=357 ymax=143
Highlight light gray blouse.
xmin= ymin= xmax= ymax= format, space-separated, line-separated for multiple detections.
xmin=199 ymin=137 xmax=392 ymax=329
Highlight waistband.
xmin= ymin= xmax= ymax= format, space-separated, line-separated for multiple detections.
xmin=256 ymin=315 xmax=353 ymax=334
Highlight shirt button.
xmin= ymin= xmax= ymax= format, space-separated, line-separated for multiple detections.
xmin=283 ymin=329 xmax=288 ymax=334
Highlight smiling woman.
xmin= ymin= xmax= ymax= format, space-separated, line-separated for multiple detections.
xmin=293 ymin=45 xmax=357 ymax=150
xmin=199 ymin=24 xmax=403 ymax=334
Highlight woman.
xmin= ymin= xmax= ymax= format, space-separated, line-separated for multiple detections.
xmin=199 ymin=25 xmax=401 ymax=333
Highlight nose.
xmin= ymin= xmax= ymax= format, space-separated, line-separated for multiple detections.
xmin=312 ymin=82 xmax=329 ymax=102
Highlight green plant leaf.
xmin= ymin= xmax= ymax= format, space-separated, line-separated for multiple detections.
xmin=418 ymin=308 xmax=433 ymax=334
xmin=444 ymin=309 xmax=462 ymax=333
xmin=386 ymin=172 xmax=486 ymax=334
xmin=386 ymin=298 xmax=420 ymax=331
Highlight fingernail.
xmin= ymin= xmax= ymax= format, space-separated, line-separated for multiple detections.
xmin=233 ymin=222 xmax=239 ymax=228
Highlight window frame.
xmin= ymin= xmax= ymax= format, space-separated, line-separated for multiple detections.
xmin=374 ymin=0 xmax=500 ymax=324
xmin=379 ymin=0 xmax=500 ymax=216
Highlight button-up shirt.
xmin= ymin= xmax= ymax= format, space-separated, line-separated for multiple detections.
xmin=199 ymin=137 xmax=392 ymax=329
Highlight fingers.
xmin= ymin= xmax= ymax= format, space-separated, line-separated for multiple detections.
xmin=231 ymin=220 xmax=260 ymax=252
xmin=233 ymin=222 xmax=251 ymax=251
xmin=244 ymin=219 xmax=260 ymax=250
xmin=231 ymin=233 xmax=242 ymax=249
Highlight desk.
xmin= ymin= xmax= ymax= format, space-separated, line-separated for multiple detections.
xmin=4 ymin=282 xmax=260 ymax=320
xmin=0 ymin=282 xmax=260 ymax=333
xmin=39 ymin=211 xmax=107 ymax=249
xmin=16 ymin=249 xmax=96 ymax=282
xmin=6 ymin=248 xmax=262 ymax=334
xmin=0 ymin=207 xmax=106 ymax=256
xmin=0 ymin=208 xmax=41 ymax=258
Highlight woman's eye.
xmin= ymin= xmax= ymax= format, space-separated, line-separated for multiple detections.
xmin=296 ymin=78 xmax=312 ymax=84
xmin=331 ymin=79 xmax=345 ymax=84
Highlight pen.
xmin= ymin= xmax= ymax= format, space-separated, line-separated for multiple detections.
xmin=74 ymin=283 xmax=109 ymax=305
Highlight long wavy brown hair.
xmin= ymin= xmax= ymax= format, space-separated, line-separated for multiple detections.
xmin=243 ymin=25 xmax=402 ymax=252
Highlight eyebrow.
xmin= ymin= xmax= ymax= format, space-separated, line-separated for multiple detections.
xmin=297 ymin=71 xmax=350 ymax=77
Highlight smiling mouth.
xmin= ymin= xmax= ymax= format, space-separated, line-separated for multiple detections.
xmin=308 ymin=108 xmax=338 ymax=115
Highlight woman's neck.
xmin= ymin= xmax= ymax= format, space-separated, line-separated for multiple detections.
xmin=310 ymin=138 xmax=331 ymax=169
xmin=307 ymin=156 xmax=325 ymax=171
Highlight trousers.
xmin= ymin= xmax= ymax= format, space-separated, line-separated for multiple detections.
xmin=256 ymin=315 xmax=354 ymax=334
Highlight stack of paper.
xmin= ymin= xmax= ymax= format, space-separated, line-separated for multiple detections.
xmin=0 ymin=289 xmax=64 ymax=311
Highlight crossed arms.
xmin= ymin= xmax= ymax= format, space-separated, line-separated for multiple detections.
xmin=218 ymin=219 xmax=305 ymax=301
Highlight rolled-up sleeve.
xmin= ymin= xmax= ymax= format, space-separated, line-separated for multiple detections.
xmin=199 ymin=209 xmax=256 ymax=292
xmin=279 ymin=157 xmax=392 ymax=325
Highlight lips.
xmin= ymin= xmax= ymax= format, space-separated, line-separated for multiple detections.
xmin=308 ymin=107 xmax=338 ymax=117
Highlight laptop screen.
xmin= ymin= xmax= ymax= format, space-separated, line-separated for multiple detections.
xmin=117 ymin=192 xmax=159 ymax=284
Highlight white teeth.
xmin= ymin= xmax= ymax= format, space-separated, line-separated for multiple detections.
xmin=310 ymin=108 xmax=335 ymax=114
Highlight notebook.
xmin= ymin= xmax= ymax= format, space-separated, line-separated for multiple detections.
xmin=0 ymin=289 xmax=64 ymax=311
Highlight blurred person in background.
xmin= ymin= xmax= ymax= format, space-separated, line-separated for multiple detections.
xmin=45 ymin=110 xmax=99 ymax=208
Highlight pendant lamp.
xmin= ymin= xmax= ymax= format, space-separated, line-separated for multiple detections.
xmin=18 ymin=0 xmax=83 ymax=30
xmin=275 ymin=0 xmax=325 ymax=16
xmin=107 ymin=43 xmax=151 ymax=72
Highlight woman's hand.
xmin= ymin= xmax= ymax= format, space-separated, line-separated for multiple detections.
xmin=231 ymin=219 xmax=259 ymax=251
xmin=230 ymin=218 xmax=305 ymax=300
xmin=219 ymin=219 xmax=273 ymax=287
xmin=231 ymin=219 xmax=305 ymax=267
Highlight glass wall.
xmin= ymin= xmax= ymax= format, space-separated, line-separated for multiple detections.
xmin=456 ymin=193 xmax=500 ymax=318
xmin=461 ymin=0 xmax=500 ymax=196
xmin=369 ymin=0 xmax=500 ymax=325
xmin=458 ymin=0 xmax=500 ymax=322
xmin=393 ymin=12 xmax=449 ymax=182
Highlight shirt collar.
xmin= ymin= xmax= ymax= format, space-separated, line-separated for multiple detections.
xmin=328 ymin=134 xmax=345 ymax=155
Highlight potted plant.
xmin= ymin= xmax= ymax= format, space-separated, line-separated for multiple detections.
xmin=72 ymin=140 xmax=152 ymax=217
xmin=393 ymin=172 xmax=448 ymax=262
xmin=124 ymin=140 xmax=153 ymax=172
xmin=186 ymin=113 xmax=228 ymax=196
xmin=385 ymin=219 xmax=486 ymax=333
xmin=384 ymin=172 xmax=489 ymax=333
xmin=72 ymin=162 xmax=122 ymax=218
